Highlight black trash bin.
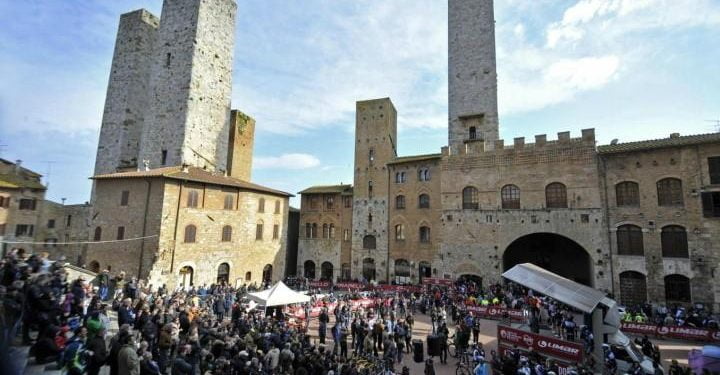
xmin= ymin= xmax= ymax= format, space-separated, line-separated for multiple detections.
xmin=426 ymin=334 xmax=441 ymax=357
xmin=413 ymin=339 xmax=424 ymax=363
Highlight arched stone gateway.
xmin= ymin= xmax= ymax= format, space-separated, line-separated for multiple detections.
xmin=503 ymin=233 xmax=592 ymax=286
xmin=458 ymin=274 xmax=483 ymax=287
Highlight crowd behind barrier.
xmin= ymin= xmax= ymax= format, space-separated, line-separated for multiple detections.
xmin=0 ymin=251 xmax=706 ymax=375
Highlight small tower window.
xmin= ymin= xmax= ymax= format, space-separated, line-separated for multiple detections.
xmin=161 ymin=150 xmax=168 ymax=165
xmin=368 ymin=181 xmax=373 ymax=198
xmin=469 ymin=126 xmax=477 ymax=140
xmin=369 ymin=148 xmax=375 ymax=164
xmin=165 ymin=53 xmax=171 ymax=68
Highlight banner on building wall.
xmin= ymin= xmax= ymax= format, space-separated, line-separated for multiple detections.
xmin=621 ymin=322 xmax=720 ymax=342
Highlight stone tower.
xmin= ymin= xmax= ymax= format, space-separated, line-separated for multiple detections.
xmin=448 ymin=0 xmax=499 ymax=151
xmin=93 ymin=10 xmax=159 ymax=175
xmin=137 ymin=0 xmax=237 ymax=172
xmin=351 ymin=98 xmax=397 ymax=282
xmin=226 ymin=109 xmax=255 ymax=181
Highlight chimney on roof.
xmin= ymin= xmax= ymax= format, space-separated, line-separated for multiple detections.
xmin=14 ymin=160 xmax=22 ymax=174
xmin=670 ymin=133 xmax=680 ymax=138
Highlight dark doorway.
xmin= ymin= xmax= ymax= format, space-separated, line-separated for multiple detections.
xmin=263 ymin=264 xmax=273 ymax=283
xmin=459 ymin=274 xmax=482 ymax=288
xmin=217 ymin=263 xmax=230 ymax=285
xmin=362 ymin=258 xmax=376 ymax=281
xmin=419 ymin=261 xmax=431 ymax=282
xmin=503 ymin=233 xmax=592 ymax=286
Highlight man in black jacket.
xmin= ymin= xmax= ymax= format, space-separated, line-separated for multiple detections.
xmin=86 ymin=327 xmax=108 ymax=375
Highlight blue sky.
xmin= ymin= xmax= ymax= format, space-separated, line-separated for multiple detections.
xmin=1 ymin=0 xmax=719 ymax=207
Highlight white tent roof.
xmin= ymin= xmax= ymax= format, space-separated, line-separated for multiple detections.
xmin=247 ymin=281 xmax=311 ymax=307
xmin=502 ymin=263 xmax=610 ymax=313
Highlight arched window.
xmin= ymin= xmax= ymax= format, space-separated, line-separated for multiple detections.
xmin=329 ymin=224 xmax=335 ymax=239
xmin=326 ymin=196 xmax=334 ymax=210
xmin=263 ymin=264 xmax=273 ymax=282
xmin=657 ymin=178 xmax=683 ymax=206
xmin=255 ymin=221 xmax=264 ymax=240
xmin=321 ymin=262 xmax=334 ymax=281
xmin=258 ymin=197 xmax=265 ymax=213
xmin=462 ymin=186 xmax=479 ymax=209
xmin=619 ymin=271 xmax=647 ymax=307
xmin=180 ymin=266 xmax=194 ymax=288
xmin=341 ymin=263 xmax=351 ymax=281
xmin=419 ymin=226 xmax=431 ymax=243
xmin=418 ymin=194 xmax=430 ymax=209
xmin=245 ymin=271 xmax=252 ymax=281
xmin=616 ymin=181 xmax=640 ymax=207
xmin=545 ymin=182 xmax=567 ymax=208
xmin=395 ymin=195 xmax=406 ymax=209
xmin=394 ymin=224 xmax=405 ymax=240
xmin=303 ymin=260 xmax=316 ymax=279
xmin=311 ymin=223 xmax=317 ymax=238
xmin=362 ymin=258 xmax=376 ymax=281
xmin=221 ymin=225 xmax=232 ymax=242
xmin=665 ymin=274 xmax=691 ymax=303
xmin=395 ymin=259 xmax=411 ymax=282
xmin=395 ymin=172 xmax=401 ymax=183
xmin=93 ymin=226 xmax=102 ymax=241
xmin=401 ymin=172 xmax=406 ymax=183
xmin=322 ymin=224 xmax=329 ymax=239
xmin=363 ymin=235 xmax=376 ymax=249
xmin=501 ymin=184 xmax=520 ymax=209
xmin=469 ymin=126 xmax=477 ymax=140
xmin=368 ymin=181 xmax=373 ymax=198
xmin=223 ymin=194 xmax=234 ymax=210
xmin=305 ymin=223 xmax=311 ymax=238
xmin=274 ymin=200 xmax=281 ymax=214
xmin=184 ymin=224 xmax=197 ymax=243
xmin=661 ymin=225 xmax=688 ymax=258
xmin=217 ymin=263 xmax=230 ymax=284
xmin=187 ymin=190 xmax=199 ymax=208
xmin=616 ymin=224 xmax=643 ymax=255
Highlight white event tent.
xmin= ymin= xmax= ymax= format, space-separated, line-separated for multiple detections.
xmin=247 ymin=281 xmax=311 ymax=307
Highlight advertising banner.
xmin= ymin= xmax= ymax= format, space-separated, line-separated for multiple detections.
xmin=497 ymin=326 xmax=584 ymax=363
xmin=467 ymin=305 xmax=526 ymax=322
xmin=621 ymin=322 xmax=720 ymax=342
xmin=421 ymin=277 xmax=453 ymax=286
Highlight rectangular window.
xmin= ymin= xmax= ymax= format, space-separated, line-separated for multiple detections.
xmin=161 ymin=150 xmax=168 ymax=165
xmin=15 ymin=224 xmax=34 ymax=237
xmin=223 ymin=194 xmax=234 ymax=210
xmin=256 ymin=223 xmax=264 ymax=240
xmin=273 ymin=224 xmax=279 ymax=239
xmin=326 ymin=196 xmax=334 ymax=210
xmin=19 ymin=198 xmax=36 ymax=210
xmin=702 ymin=192 xmax=720 ymax=217
xmin=343 ymin=229 xmax=350 ymax=242
xmin=343 ymin=196 xmax=351 ymax=208
xmin=305 ymin=223 xmax=312 ymax=238
xmin=309 ymin=196 xmax=319 ymax=210
xmin=116 ymin=226 xmax=125 ymax=240
xmin=120 ymin=190 xmax=130 ymax=206
xmin=709 ymin=157 xmax=720 ymax=184
xmin=47 ymin=219 xmax=56 ymax=229
xmin=274 ymin=200 xmax=281 ymax=214
xmin=66 ymin=215 xmax=72 ymax=227
xmin=0 ymin=196 xmax=9 ymax=208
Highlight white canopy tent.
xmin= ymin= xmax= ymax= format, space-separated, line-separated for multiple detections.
xmin=247 ymin=281 xmax=311 ymax=307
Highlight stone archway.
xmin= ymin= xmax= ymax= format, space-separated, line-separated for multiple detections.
xmin=503 ymin=233 xmax=592 ymax=286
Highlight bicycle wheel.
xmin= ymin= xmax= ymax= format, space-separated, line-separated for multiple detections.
xmin=455 ymin=365 xmax=472 ymax=375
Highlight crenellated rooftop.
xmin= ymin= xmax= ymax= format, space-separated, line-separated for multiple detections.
xmin=442 ymin=128 xmax=596 ymax=156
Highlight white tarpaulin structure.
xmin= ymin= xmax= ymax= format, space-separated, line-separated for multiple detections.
xmin=247 ymin=281 xmax=311 ymax=307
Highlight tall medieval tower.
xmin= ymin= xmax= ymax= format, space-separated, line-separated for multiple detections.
xmin=138 ymin=0 xmax=237 ymax=172
xmin=448 ymin=0 xmax=499 ymax=151
xmin=93 ymin=10 xmax=159 ymax=175
xmin=351 ymin=98 xmax=397 ymax=282
xmin=94 ymin=0 xmax=238 ymax=176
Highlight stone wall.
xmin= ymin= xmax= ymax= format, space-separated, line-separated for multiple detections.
xmin=0 ymin=187 xmax=45 ymax=255
xmin=93 ymin=9 xmax=159 ymax=175
xmin=138 ymin=0 xmax=236 ymax=172
xmin=227 ymin=110 xmax=255 ymax=181
xmin=37 ymin=201 xmax=91 ymax=265
xmin=297 ymin=192 xmax=348 ymax=280
xmin=448 ymin=0 xmax=499 ymax=150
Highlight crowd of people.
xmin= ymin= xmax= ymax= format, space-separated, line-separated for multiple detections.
xmin=0 ymin=250 xmax=707 ymax=375
xmin=621 ymin=303 xmax=718 ymax=330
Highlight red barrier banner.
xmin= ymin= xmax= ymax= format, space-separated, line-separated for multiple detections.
xmin=467 ymin=305 xmax=526 ymax=322
xmin=284 ymin=298 xmax=379 ymax=320
xmin=621 ymin=322 xmax=720 ymax=342
xmin=497 ymin=326 xmax=583 ymax=363
xmin=498 ymin=346 xmax=575 ymax=375
xmin=335 ymin=282 xmax=364 ymax=290
xmin=421 ymin=277 xmax=453 ymax=286
xmin=375 ymin=284 xmax=422 ymax=292
xmin=308 ymin=280 xmax=331 ymax=288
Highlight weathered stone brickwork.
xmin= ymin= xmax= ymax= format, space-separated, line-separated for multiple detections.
xmin=227 ymin=110 xmax=255 ymax=181
xmin=448 ymin=0 xmax=499 ymax=150
xmin=93 ymin=10 xmax=159 ymax=175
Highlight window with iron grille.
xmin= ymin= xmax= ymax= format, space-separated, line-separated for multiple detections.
xmin=462 ymin=186 xmax=479 ymax=209
xmin=657 ymin=178 xmax=683 ymax=206
xmin=545 ymin=182 xmax=567 ymax=208
xmin=615 ymin=181 xmax=640 ymax=207
xmin=664 ymin=274 xmax=691 ymax=302
xmin=661 ymin=225 xmax=688 ymax=258
xmin=184 ymin=225 xmax=196 ymax=243
xmin=616 ymin=224 xmax=644 ymax=255
xmin=709 ymin=156 xmax=720 ymax=184
xmin=221 ymin=225 xmax=232 ymax=242
xmin=501 ymin=185 xmax=520 ymax=209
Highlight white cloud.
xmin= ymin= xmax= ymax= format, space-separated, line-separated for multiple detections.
xmin=254 ymin=153 xmax=320 ymax=170
xmin=545 ymin=56 xmax=620 ymax=91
